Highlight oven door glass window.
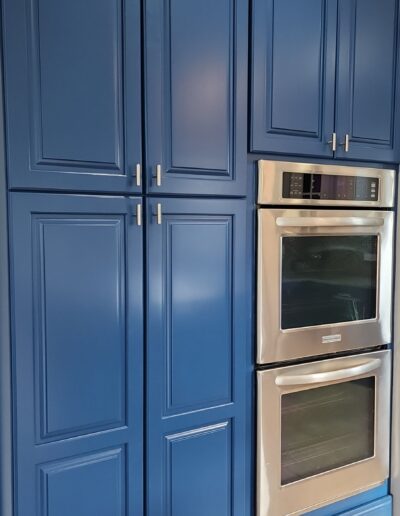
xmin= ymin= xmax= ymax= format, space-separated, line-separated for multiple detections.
xmin=281 ymin=235 xmax=378 ymax=330
xmin=281 ymin=377 xmax=375 ymax=485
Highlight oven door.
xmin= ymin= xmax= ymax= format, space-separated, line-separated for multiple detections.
xmin=257 ymin=209 xmax=393 ymax=364
xmin=257 ymin=350 xmax=390 ymax=516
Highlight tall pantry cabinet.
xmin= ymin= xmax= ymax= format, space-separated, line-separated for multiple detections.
xmin=0 ymin=1 xmax=252 ymax=516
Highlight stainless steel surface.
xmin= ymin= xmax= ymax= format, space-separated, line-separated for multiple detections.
xmin=391 ymin=186 xmax=400 ymax=513
xmin=258 ymin=160 xmax=395 ymax=207
xmin=257 ymin=208 xmax=394 ymax=364
xmin=155 ymin=164 xmax=162 ymax=187
xmin=341 ymin=134 xmax=350 ymax=152
xmin=135 ymin=163 xmax=141 ymax=187
xmin=328 ymin=132 xmax=337 ymax=152
xmin=276 ymin=216 xmax=385 ymax=228
xmin=275 ymin=358 xmax=381 ymax=386
xmin=257 ymin=350 xmax=391 ymax=516
xmin=136 ymin=203 xmax=142 ymax=227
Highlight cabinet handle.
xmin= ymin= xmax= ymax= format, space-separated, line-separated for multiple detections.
xmin=153 ymin=164 xmax=162 ymax=187
xmin=328 ymin=132 xmax=337 ymax=152
xmin=340 ymin=134 xmax=350 ymax=153
xmin=136 ymin=203 xmax=142 ymax=226
xmin=154 ymin=203 xmax=162 ymax=225
xmin=135 ymin=163 xmax=142 ymax=187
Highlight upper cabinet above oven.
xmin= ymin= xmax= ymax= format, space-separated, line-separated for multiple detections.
xmin=251 ymin=0 xmax=400 ymax=163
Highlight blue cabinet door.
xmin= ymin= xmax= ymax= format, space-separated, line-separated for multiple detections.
xmin=145 ymin=0 xmax=248 ymax=196
xmin=251 ymin=0 xmax=338 ymax=157
xmin=335 ymin=0 xmax=400 ymax=162
xmin=3 ymin=0 xmax=142 ymax=193
xmin=146 ymin=198 xmax=252 ymax=515
xmin=9 ymin=193 xmax=143 ymax=515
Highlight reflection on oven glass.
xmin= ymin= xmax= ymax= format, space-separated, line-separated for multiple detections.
xmin=281 ymin=235 xmax=378 ymax=330
xmin=281 ymin=377 xmax=375 ymax=485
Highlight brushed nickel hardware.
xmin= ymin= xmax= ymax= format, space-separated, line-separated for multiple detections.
xmin=328 ymin=132 xmax=337 ymax=152
xmin=135 ymin=163 xmax=142 ymax=187
xmin=154 ymin=203 xmax=162 ymax=225
xmin=136 ymin=203 xmax=142 ymax=226
xmin=154 ymin=164 xmax=162 ymax=187
xmin=340 ymin=133 xmax=350 ymax=152
xmin=275 ymin=358 xmax=382 ymax=386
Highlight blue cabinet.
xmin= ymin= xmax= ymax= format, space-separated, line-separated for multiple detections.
xmin=2 ymin=0 xmax=142 ymax=193
xmin=251 ymin=0 xmax=338 ymax=157
xmin=3 ymin=0 xmax=248 ymax=196
xmin=335 ymin=0 xmax=400 ymax=162
xmin=251 ymin=0 xmax=400 ymax=163
xmin=146 ymin=198 xmax=251 ymax=515
xmin=8 ymin=193 xmax=144 ymax=515
xmin=144 ymin=0 xmax=248 ymax=195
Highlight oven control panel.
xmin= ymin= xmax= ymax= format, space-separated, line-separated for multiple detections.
xmin=282 ymin=172 xmax=379 ymax=201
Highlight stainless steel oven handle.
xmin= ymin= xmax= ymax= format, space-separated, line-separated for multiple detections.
xmin=275 ymin=358 xmax=382 ymax=386
xmin=276 ymin=216 xmax=385 ymax=228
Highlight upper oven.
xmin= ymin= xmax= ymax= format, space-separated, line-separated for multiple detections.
xmin=257 ymin=161 xmax=395 ymax=365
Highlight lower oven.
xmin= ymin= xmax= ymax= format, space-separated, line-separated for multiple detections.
xmin=257 ymin=349 xmax=390 ymax=516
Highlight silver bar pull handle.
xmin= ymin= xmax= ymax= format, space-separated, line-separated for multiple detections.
xmin=340 ymin=134 xmax=350 ymax=152
xmin=154 ymin=203 xmax=162 ymax=225
xmin=135 ymin=163 xmax=142 ymax=187
xmin=136 ymin=203 xmax=142 ymax=227
xmin=276 ymin=216 xmax=384 ymax=228
xmin=328 ymin=132 xmax=337 ymax=152
xmin=275 ymin=358 xmax=381 ymax=387
xmin=154 ymin=164 xmax=162 ymax=187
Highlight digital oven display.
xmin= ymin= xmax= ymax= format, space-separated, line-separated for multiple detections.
xmin=282 ymin=172 xmax=379 ymax=201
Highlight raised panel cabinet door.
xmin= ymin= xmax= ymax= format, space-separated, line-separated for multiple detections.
xmin=9 ymin=193 xmax=143 ymax=516
xmin=145 ymin=0 xmax=248 ymax=196
xmin=335 ymin=0 xmax=400 ymax=162
xmin=2 ymin=0 xmax=142 ymax=193
xmin=146 ymin=198 xmax=252 ymax=515
xmin=251 ymin=0 xmax=338 ymax=157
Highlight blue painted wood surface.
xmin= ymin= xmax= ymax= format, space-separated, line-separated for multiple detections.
xmin=2 ymin=0 xmax=142 ymax=193
xmin=251 ymin=0 xmax=338 ymax=157
xmin=335 ymin=0 xmax=400 ymax=162
xmin=146 ymin=197 xmax=251 ymax=515
xmin=8 ymin=193 xmax=144 ymax=516
xmin=251 ymin=0 xmax=400 ymax=162
xmin=144 ymin=0 xmax=248 ymax=195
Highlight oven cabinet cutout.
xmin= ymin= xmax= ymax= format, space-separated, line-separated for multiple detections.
xmin=257 ymin=350 xmax=391 ymax=516
xmin=8 ymin=193 xmax=144 ymax=515
xmin=2 ymin=0 xmax=143 ymax=193
xmin=146 ymin=198 xmax=250 ymax=516
xmin=257 ymin=208 xmax=394 ymax=364
xmin=251 ymin=0 xmax=400 ymax=163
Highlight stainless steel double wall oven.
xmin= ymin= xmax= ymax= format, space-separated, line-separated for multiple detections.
xmin=256 ymin=161 xmax=395 ymax=516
